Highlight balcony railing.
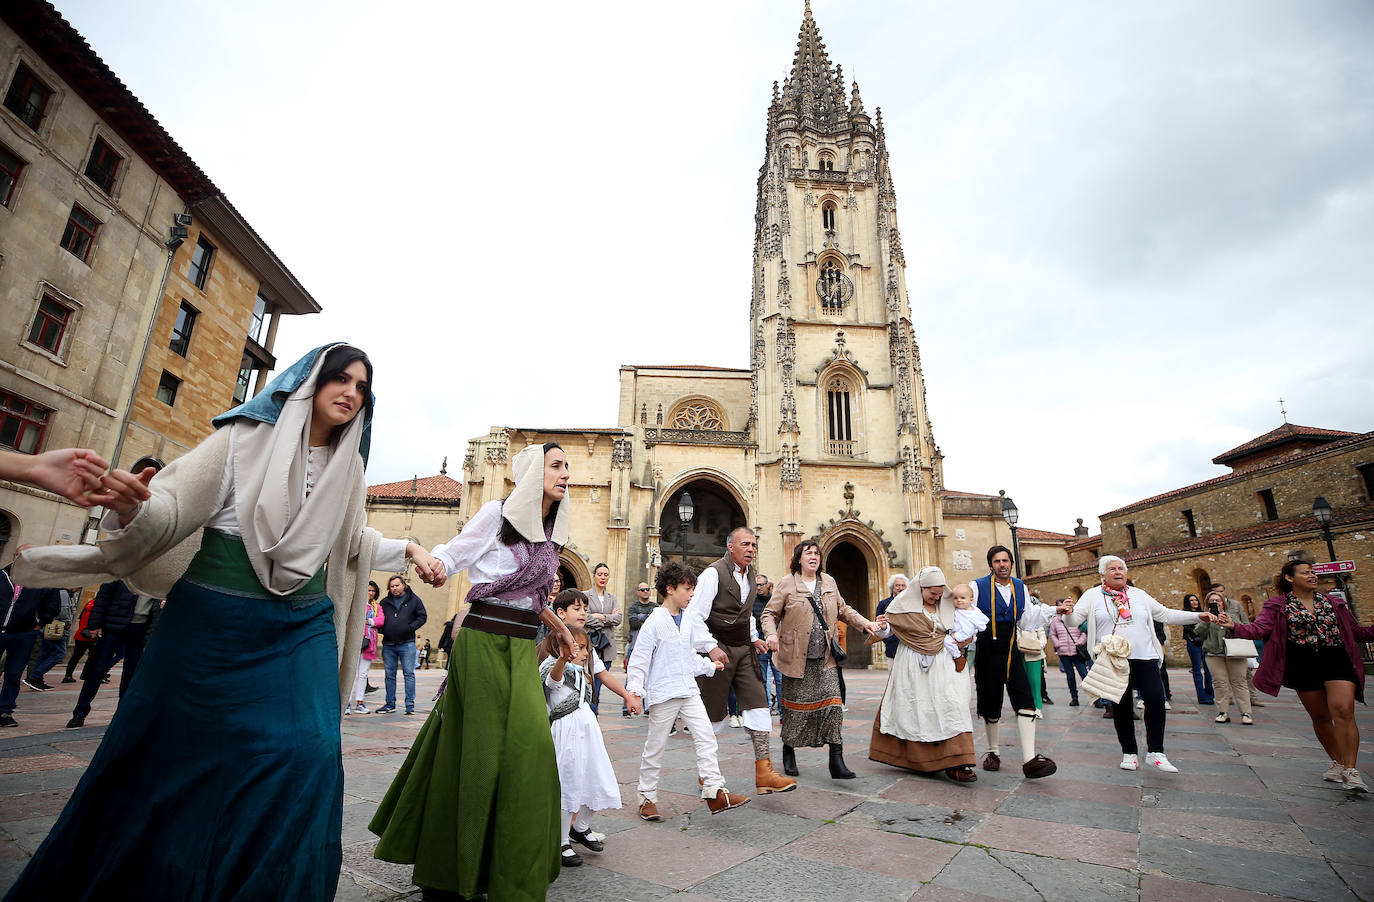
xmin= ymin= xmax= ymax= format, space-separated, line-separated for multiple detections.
xmin=827 ymin=439 xmax=854 ymax=456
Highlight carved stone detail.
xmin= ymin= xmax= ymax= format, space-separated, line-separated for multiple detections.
xmin=484 ymin=429 xmax=509 ymax=465
xmin=643 ymin=428 xmax=753 ymax=448
xmin=611 ymin=437 xmax=632 ymax=469
xmin=670 ymin=401 xmax=724 ymax=430
xmin=780 ymin=444 xmax=802 ymax=489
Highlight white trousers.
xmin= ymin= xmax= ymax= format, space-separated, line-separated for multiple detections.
xmin=349 ymin=653 xmax=369 ymax=706
xmin=638 ymin=694 xmax=723 ymax=803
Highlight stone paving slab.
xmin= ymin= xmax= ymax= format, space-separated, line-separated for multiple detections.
xmin=1 ymin=667 xmax=1371 ymax=901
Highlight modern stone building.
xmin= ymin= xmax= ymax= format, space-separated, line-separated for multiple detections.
xmin=0 ymin=0 xmax=318 ymax=556
xmin=414 ymin=6 xmax=1068 ymax=667
xmin=1028 ymin=424 xmax=1374 ymax=665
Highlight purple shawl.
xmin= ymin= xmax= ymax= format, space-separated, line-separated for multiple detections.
xmin=463 ymin=510 xmax=558 ymax=613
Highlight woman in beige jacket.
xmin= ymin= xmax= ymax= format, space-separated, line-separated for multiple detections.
xmin=762 ymin=539 xmax=879 ymax=781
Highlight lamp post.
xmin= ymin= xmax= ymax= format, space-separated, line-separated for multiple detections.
xmin=1312 ymin=496 xmax=1350 ymax=600
xmin=677 ymin=491 xmax=695 ymax=563
xmin=1000 ymin=490 xmax=1023 ymax=580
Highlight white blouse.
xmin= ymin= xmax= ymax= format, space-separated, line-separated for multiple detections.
xmin=431 ymin=499 xmax=520 ymax=587
xmin=1070 ymin=586 xmax=1200 ymax=662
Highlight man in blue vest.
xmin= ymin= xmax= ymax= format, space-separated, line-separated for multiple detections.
xmin=971 ymin=545 xmax=1072 ymax=779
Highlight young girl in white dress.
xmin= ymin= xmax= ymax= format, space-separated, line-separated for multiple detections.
xmin=538 ymin=624 xmax=636 ymax=866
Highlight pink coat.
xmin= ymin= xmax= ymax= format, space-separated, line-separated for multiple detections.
xmin=1231 ymin=593 xmax=1374 ymax=702
xmin=362 ymin=601 xmax=385 ymax=660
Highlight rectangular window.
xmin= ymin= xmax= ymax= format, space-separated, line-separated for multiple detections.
xmin=249 ymin=292 xmax=269 ymax=343
xmin=0 ymin=391 xmax=51 ymax=454
xmin=1024 ymin=559 xmax=1039 ymax=577
xmin=233 ymin=355 xmax=253 ymax=404
xmin=83 ymin=137 xmax=122 ymax=194
xmin=3 ymin=64 xmax=53 ymax=131
xmin=1357 ymin=462 xmax=1374 ymax=501
xmin=0 ymin=143 xmax=23 ymax=207
xmin=155 ymin=371 xmax=181 ymax=406
xmin=1125 ymin=523 xmax=1138 ymax=550
xmin=169 ymin=301 xmax=197 ymax=357
xmin=188 ymin=235 xmax=214 ymax=290
xmin=1258 ymin=488 xmax=1278 ymax=522
xmin=60 ymin=204 xmax=99 ymax=262
xmin=26 ymin=295 xmax=72 ymax=354
xmin=1182 ymin=509 xmax=1197 ymax=538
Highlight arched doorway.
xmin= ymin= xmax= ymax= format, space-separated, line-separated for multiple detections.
xmin=658 ymin=479 xmax=747 ymax=573
xmin=0 ymin=511 xmax=12 ymax=560
xmin=1190 ymin=568 xmax=1212 ymax=597
xmin=824 ymin=540 xmax=870 ymax=669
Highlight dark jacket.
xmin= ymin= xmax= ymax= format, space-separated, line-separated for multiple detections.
xmin=1 ymin=565 xmax=61 ymax=634
xmin=378 ymin=588 xmax=427 ymax=645
xmin=88 ymin=581 xmax=139 ymax=633
xmin=876 ymin=594 xmax=900 ymax=658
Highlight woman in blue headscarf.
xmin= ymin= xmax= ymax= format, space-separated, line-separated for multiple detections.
xmin=7 ymin=343 xmax=443 ymax=902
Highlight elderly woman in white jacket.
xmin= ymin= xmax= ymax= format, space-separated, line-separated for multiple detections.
xmin=1067 ymin=555 xmax=1217 ymax=774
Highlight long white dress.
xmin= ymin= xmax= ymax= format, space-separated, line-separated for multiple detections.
xmin=541 ymin=656 xmax=622 ymax=813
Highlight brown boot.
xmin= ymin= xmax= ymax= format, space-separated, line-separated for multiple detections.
xmin=638 ymin=799 xmax=662 ymax=821
xmin=705 ymin=788 xmax=750 ymax=814
xmin=755 ymin=758 xmax=798 ymax=794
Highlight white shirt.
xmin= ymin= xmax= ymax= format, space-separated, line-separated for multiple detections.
xmin=967 ymin=579 xmax=1055 ymax=632
xmin=687 ymin=563 xmax=759 ymax=644
xmin=625 ymin=607 xmax=719 ymax=706
xmin=1068 ymin=585 xmax=1200 ymax=662
xmin=431 ymin=500 xmax=519 ymax=585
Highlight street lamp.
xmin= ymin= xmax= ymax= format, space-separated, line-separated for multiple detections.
xmin=1000 ymin=490 xmax=1023 ymax=580
xmin=677 ymin=491 xmax=695 ymax=563
xmin=1312 ymin=496 xmax=1348 ymax=598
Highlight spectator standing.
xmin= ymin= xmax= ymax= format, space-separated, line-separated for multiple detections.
xmin=1180 ymin=594 xmax=1214 ymax=704
xmin=875 ymin=574 xmax=907 ymax=661
xmin=25 ymin=585 xmax=78 ymax=691
xmin=622 ymin=581 xmax=658 ymax=716
xmin=1018 ymin=624 xmax=1048 ymax=711
xmin=346 ymin=582 xmax=384 ymax=715
xmin=377 ymin=575 xmax=427 ymax=715
xmin=1 ymin=550 xmax=61 ymax=727
xmin=583 ymin=563 xmax=621 ymax=714
xmin=66 ymin=580 xmax=160 ymax=728
xmin=419 ymin=639 xmax=431 ymax=669
xmin=1049 ymin=609 xmax=1088 ymax=705
xmin=62 ymin=596 xmax=97 ymax=683
xmin=753 ymin=574 xmax=782 ymax=714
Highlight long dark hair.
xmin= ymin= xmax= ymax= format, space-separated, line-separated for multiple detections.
xmin=498 ymin=441 xmax=564 ymax=546
xmin=1181 ymin=593 xmax=1200 ymax=612
xmin=1275 ymin=559 xmax=1311 ymax=595
xmin=314 ymin=345 xmax=373 ymax=416
xmin=367 ymin=580 xmax=380 ymax=602
xmin=789 ymin=539 xmax=823 ymax=576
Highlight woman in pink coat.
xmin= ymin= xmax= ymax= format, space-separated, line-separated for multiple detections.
xmin=347 ymin=580 xmax=385 ymax=714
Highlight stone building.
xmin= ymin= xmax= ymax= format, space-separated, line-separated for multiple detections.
xmin=0 ymin=1 xmax=318 ymax=556
xmin=428 ymin=7 xmax=1069 ymax=668
xmin=1028 ymin=424 xmax=1374 ymax=665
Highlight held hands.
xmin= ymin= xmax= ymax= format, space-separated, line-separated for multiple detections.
xmin=713 ymin=659 xmax=725 ymax=671
xmin=876 ymin=613 xmax=889 ymax=629
xmin=17 ymin=448 xmax=115 ymax=507
xmin=709 ymin=646 xmax=730 ymax=666
xmin=752 ymin=638 xmax=768 ymax=654
xmin=624 ymin=694 xmax=644 ymax=716
xmin=765 ymin=634 xmax=779 ymax=654
xmin=101 ymin=466 xmax=158 ymax=524
xmin=1213 ymin=611 xmax=1231 ymax=627
xmin=863 ymin=622 xmax=882 ymax=637
xmin=1055 ymin=600 xmax=1074 ymax=615
xmin=409 ymin=547 xmax=447 ymax=587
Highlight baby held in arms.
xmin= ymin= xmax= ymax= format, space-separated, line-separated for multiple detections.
xmin=947 ymin=584 xmax=989 ymax=662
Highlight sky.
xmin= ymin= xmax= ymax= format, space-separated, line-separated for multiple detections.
xmin=54 ymin=0 xmax=1374 ymax=534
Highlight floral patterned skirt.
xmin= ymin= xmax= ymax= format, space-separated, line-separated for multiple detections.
xmin=780 ymin=658 xmax=844 ymax=748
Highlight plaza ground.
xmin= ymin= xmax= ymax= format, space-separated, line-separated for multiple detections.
xmin=1 ymin=666 xmax=1371 ymax=900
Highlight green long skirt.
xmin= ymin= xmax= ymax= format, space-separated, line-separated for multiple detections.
xmin=370 ymin=627 xmax=561 ymax=900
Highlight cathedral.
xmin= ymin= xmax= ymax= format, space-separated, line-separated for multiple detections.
xmin=375 ymin=5 xmax=1070 ymax=665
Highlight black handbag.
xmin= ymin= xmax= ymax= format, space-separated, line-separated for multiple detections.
xmin=805 ymin=591 xmax=846 ymax=665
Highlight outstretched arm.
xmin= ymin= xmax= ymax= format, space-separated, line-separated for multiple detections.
xmin=0 ymin=448 xmax=140 ymax=508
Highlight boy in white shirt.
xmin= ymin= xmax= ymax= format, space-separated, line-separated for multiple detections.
xmin=626 ymin=562 xmax=749 ymax=821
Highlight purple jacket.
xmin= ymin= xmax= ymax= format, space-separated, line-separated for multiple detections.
xmin=1231 ymin=593 xmax=1374 ymax=703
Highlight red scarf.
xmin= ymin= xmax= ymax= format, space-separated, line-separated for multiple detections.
xmin=1102 ymin=585 xmax=1132 ymax=621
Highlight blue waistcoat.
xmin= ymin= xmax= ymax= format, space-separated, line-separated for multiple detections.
xmin=974 ymin=574 xmax=1026 ymax=624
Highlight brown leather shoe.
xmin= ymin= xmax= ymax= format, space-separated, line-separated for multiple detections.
xmin=638 ymin=799 xmax=663 ymax=822
xmin=1022 ymin=754 xmax=1057 ymax=779
xmin=705 ymin=788 xmax=750 ymax=814
xmin=945 ymin=765 xmax=978 ymax=783
xmin=755 ymin=758 xmax=798 ymax=794
xmin=981 ymin=751 xmax=1001 ymax=772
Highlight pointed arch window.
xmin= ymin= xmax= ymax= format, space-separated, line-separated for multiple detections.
xmin=821 ymin=201 xmax=836 ymax=231
xmin=818 ymin=151 xmax=835 ymax=172
xmin=826 ymin=375 xmax=854 ymax=456
xmin=817 ymin=259 xmax=851 ymax=314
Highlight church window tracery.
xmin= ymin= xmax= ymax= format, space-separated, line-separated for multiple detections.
xmin=669 ymin=399 xmax=725 ymax=431
xmin=826 ymin=375 xmax=854 ymax=456
xmin=821 ymin=201 xmax=836 ymax=231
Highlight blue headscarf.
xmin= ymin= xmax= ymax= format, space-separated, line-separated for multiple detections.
xmin=213 ymin=342 xmax=374 ymax=466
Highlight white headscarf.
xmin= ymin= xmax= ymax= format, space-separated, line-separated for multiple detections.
xmin=502 ymin=444 xmax=571 ymax=545
xmin=888 ymin=565 xmax=956 ymax=622
xmin=232 ymin=350 xmax=367 ymax=595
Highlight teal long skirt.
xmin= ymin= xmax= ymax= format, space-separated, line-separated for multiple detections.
xmin=370 ymin=626 xmax=561 ymax=900
xmin=3 ymin=577 xmax=342 ymax=901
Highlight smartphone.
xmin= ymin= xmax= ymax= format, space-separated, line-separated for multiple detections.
xmin=1208 ymin=601 xmax=1220 ymax=616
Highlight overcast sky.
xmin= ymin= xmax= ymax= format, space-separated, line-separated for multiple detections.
xmin=58 ymin=0 xmax=1374 ymax=534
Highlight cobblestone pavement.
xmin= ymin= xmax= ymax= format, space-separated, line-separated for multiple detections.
xmin=1 ymin=666 xmax=1371 ymax=900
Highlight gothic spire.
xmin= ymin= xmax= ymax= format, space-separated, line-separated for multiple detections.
xmin=783 ymin=1 xmax=845 ymax=131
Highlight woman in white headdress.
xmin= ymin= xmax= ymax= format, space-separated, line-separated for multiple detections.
xmin=371 ymin=442 xmax=576 ymax=902
xmin=5 ymin=343 xmax=445 ymax=902
xmin=869 ymin=566 xmax=989 ymax=782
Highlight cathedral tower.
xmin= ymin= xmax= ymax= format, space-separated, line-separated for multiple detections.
xmin=751 ymin=2 xmax=945 ymax=584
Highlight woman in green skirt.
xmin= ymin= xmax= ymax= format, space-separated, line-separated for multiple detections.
xmin=371 ymin=442 xmax=577 ymax=902
xmin=7 ymin=344 xmax=445 ymax=901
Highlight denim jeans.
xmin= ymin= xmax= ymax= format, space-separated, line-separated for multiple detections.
xmin=1059 ymin=651 xmax=1089 ymax=701
xmin=1185 ymin=640 xmax=1214 ymax=703
xmin=757 ymin=651 xmax=782 ymax=709
xmin=30 ymin=632 xmax=70 ymax=680
xmin=0 ymin=630 xmax=40 ymax=715
xmin=382 ymin=642 xmax=417 ymax=711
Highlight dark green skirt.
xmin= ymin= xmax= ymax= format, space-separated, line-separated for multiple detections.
xmin=370 ymin=626 xmax=561 ymax=900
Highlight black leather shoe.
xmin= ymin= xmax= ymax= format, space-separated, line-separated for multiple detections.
xmin=782 ymin=744 xmax=798 ymax=776
xmin=828 ymin=743 xmax=856 ymax=779
xmin=568 ymin=826 xmax=604 ymax=852
xmin=66 ymin=714 xmax=85 ymax=729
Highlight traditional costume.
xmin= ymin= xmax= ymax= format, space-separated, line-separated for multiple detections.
xmin=870 ymin=567 xmax=988 ymax=777
xmin=541 ymin=652 xmax=620 ymax=858
xmin=6 ymin=344 xmax=399 ymax=901
xmin=370 ymin=445 xmax=566 ymax=901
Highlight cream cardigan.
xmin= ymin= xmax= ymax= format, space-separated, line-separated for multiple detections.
xmin=14 ymin=426 xmax=380 ymax=702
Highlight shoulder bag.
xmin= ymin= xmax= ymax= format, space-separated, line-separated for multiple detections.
xmin=1223 ymin=637 xmax=1258 ymax=658
xmin=805 ymin=590 xmax=846 ymax=665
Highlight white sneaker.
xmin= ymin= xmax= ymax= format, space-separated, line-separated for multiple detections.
xmin=1164 ymin=700 xmax=1172 ymax=711
xmin=1343 ymin=768 xmax=1369 ymax=793
xmin=728 ymin=715 xmax=742 ymax=728
xmin=355 ymin=703 xmax=368 ymax=714
xmin=1324 ymin=760 xmax=1346 ymax=783
xmin=343 ymin=706 xmax=352 ymax=715
xmin=1145 ymin=752 xmax=1178 ymax=773
xmin=1120 ymin=754 xmax=1139 ymax=771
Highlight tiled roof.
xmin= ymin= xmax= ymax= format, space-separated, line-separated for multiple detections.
xmin=1101 ymin=431 xmax=1374 ymax=518
xmin=1027 ymin=504 xmax=1374 ymax=581
xmin=1065 ymin=535 xmax=1102 ymax=552
xmin=367 ymin=474 xmax=463 ymax=502
xmin=1212 ymin=423 xmax=1359 ymax=466
xmin=1016 ymin=527 xmax=1077 ymax=543
xmin=623 ymin=364 xmax=752 ymax=373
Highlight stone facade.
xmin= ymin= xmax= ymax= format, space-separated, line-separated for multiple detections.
xmin=1028 ymin=427 xmax=1374 ymax=666
xmin=0 ymin=3 xmax=318 ymax=556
